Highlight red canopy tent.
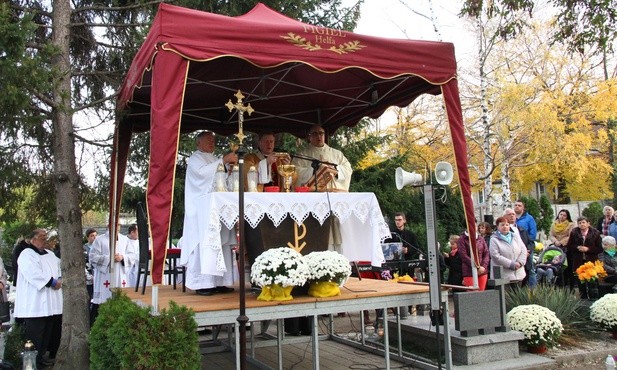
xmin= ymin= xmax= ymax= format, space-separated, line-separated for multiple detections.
xmin=113 ymin=2 xmax=477 ymax=285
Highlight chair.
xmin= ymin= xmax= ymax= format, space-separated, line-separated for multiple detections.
xmin=166 ymin=247 xmax=185 ymax=292
xmin=135 ymin=202 xmax=151 ymax=294
xmin=135 ymin=202 xmax=185 ymax=294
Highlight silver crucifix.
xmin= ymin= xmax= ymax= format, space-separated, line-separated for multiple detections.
xmin=225 ymin=90 xmax=254 ymax=145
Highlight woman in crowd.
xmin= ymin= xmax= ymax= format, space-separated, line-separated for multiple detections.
xmin=489 ymin=216 xmax=527 ymax=286
xmin=549 ymin=210 xmax=575 ymax=249
xmin=0 ymin=256 xmax=7 ymax=322
xmin=444 ymin=235 xmax=462 ymax=286
xmin=566 ymin=216 xmax=603 ymax=299
xmin=458 ymin=230 xmax=490 ymax=290
xmin=599 ymin=236 xmax=617 ymax=291
xmin=549 ymin=209 xmax=575 ymax=287
xmin=478 ymin=222 xmax=493 ymax=247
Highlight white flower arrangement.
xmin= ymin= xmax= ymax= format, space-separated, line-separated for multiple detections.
xmin=250 ymin=247 xmax=309 ymax=288
xmin=590 ymin=293 xmax=617 ymax=331
xmin=304 ymin=251 xmax=352 ymax=285
xmin=506 ymin=304 xmax=563 ymax=348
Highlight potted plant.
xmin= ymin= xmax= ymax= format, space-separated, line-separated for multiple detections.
xmin=250 ymin=247 xmax=309 ymax=301
xmin=506 ymin=304 xmax=563 ymax=353
xmin=576 ymin=260 xmax=607 ymax=299
xmin=304 ymin=251 xmax=352 ymax=297
xmin=590 ymin=294 xmax=617 ymax=339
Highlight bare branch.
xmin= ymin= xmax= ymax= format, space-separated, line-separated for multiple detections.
xmin=73 ymin=91 xmax=118 ymax=112
xmin=72 ymin=0 xmax=164 ymax=13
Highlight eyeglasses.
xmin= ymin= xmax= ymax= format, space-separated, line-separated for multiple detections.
xmin=309 ymin=131 xmax=325 ymax=136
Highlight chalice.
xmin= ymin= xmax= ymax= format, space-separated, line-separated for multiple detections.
xmin=278 ymin=164 xmax=296 ymax=192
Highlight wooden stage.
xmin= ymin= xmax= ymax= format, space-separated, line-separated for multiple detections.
xmin=123 ymin=278 xmax=433 ymax=326
xmin=123 ymin=278 xmax=442 ymax=370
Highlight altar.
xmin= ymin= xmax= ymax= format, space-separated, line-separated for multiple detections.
xmin=190 ymin=192 xmax=391 ymax=275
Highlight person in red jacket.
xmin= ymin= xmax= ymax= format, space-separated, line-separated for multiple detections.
xmin=458 ymin=230 xmax=490 ymax=290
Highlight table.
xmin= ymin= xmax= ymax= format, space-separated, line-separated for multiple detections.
xmin=196 ymin=192 xmax=391 ymax=274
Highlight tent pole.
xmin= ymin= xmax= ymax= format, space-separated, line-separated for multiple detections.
xmin=109 ymin=132 xmax=119 ymax=287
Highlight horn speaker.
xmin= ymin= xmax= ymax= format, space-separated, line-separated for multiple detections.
xmin=395 ymin=167 xmax=423 ymax=190
xmin=434 ymin=162 xmax=453 ymax=185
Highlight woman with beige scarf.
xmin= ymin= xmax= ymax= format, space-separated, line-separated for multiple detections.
xmin=549 ymin=209 xmax=575 ymax=249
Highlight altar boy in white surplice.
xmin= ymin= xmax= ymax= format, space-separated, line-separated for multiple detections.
xmin=181 ymin=131 xmax=239 ymax=296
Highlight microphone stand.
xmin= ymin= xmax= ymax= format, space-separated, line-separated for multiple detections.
xmin=391 ymin=232 xmax=425 ymax=259
xmin=290 ymin=153 xmax=338 ymax=192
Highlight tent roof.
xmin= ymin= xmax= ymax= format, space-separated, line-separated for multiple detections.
xmin=117 ymin=3 xmax=458 ymax=137
xmin=112 ymin=3 xmax=477 ymax=286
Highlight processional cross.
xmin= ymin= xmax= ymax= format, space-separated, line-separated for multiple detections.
xmin=225 ymin=90 xmax=254 ymax=144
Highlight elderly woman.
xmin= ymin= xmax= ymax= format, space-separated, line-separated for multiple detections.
xmin=566 ymin=216 xmax=603 ymax=299
xmin=489 ymin=216 xmax=527 ymax=285
xmin=599 ymin=236 xmax=617 ymax=288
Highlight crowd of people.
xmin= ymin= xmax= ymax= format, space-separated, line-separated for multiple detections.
xmin=388 ymin=201 xmax=617 ymax=304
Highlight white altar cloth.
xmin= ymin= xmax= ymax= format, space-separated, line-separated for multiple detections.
xmin=195 ymin=192 xmax=390 ymax=274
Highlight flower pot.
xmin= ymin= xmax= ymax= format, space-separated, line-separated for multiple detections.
xmin=257 ymin=284 xmax=294 ymax=301
xmin=308 ymin=281 xmax=341 ymax=297
xmin=526 ymin=343 xmax=547 ymax=354
xmin=588 ymin=281 xmax=600 ymax=300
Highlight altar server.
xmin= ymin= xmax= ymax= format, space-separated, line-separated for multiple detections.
xmin=14 ymin=228 xmax=62 ymax=368
xmin=181 ymin=131 xmax=238 ymax=296
xmin=293 ymin=125 xmax=352 ymax=191
xmin=126 ymin=223 xmax=140 ymax=287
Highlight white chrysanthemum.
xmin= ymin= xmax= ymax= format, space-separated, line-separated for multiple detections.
xmin=304 ymin=251 xmax=352 ymax=285
xmin=250 ymin=247 xmax=309 ymax=288
xmin=590 ymin=294 xmax=617 ymax=330
xmin=506 ymin=304 xmax=563 ymax=348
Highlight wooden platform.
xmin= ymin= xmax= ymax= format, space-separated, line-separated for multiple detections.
xmin=123 ymin=278 xmax=432 ymax=325
xmin=123 ymin=279 xmax=437 ymax=370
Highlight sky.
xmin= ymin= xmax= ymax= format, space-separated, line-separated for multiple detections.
xmin=353 ymin=0 xmax=476 ymax=64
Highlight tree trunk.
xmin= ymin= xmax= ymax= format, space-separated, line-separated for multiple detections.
xmin=51 ymin=0 xmax=90 ymax=367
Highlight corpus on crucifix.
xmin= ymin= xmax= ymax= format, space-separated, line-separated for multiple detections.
xmin=225 ymin=90 xmax=254 ymax=145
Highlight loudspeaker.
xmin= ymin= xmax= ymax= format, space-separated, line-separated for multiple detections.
xmin=395 ymin=167 xmax=423 ymax=190
xmin=434 ymin=162 xmax=453 ymax=185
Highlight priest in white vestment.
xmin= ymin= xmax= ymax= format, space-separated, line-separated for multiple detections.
xmin=292 ymin=125 xmax=353 ymax=191
xmin=244 ymin=132 xmax=290 ymax=189
xmin=89 ymin=227 xmax=136 ymax=322
xmin=181 ymin=131 xmax=238 ymax=296
xmin=14 ymin=228 xmax=62 ymax=368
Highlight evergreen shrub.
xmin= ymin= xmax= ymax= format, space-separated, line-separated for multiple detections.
xmin=90 ymin=290 xmax=200 ymax=370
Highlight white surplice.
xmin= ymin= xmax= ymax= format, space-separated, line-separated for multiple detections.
xmin=292 ymin=143 xmax=353 ymax=191
xmin=126 ymin=237 xmax=140 ymax=287
xmin=181 ymin=150 xmax=236 ymax=290
xmin=14 ymin=247 xmax=62 ymax=318
xmin=89 ymin=231 xmax=136 ymax=304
